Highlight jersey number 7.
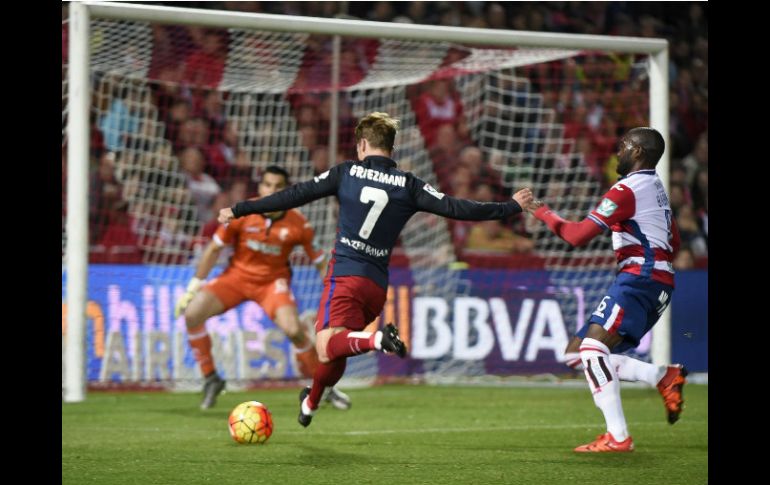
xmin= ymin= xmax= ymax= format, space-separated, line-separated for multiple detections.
xmin=358 ymin=186 xmax=389 ymax=239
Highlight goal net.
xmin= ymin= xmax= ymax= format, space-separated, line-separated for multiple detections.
xmin=63 ymin=8 xmax=654 ymax=389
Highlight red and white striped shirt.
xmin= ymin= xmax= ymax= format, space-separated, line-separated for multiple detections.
xmin=587 ymin=170 xmax=679 ymax=286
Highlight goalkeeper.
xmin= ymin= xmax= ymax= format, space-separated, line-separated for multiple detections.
xmin=175 ymin=165 xmax=351 ymax=411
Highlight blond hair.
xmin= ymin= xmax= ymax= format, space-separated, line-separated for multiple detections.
xmin=354 ymin=112 xmax=400 ymax=153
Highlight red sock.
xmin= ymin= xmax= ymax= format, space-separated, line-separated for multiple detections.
xmin=326 ymin=330 xmax=376 ymax=360
xmin=187 ymin=324 xmax=215 ymax=377
xmin=307 ymin=358 xmax=347 ymax=409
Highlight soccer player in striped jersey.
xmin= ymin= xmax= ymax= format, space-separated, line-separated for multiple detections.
xmin=530 ymin=127 xmax=687 ymax=452
xmin=219 ymin=112 xmax=535 ymax=427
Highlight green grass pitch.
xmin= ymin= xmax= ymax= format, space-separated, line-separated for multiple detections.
xmin=63 ymin=383 xmax=707 ymax=484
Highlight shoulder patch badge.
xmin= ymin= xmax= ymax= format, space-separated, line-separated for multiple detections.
xmin=423 ymin=183 xmax=445 ymax=200
xmin=596 ymin=198 xmax=618 ymax=217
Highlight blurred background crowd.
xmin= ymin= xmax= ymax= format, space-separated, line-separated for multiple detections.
xmin=62 ymin=2 xmax=707 ymax=269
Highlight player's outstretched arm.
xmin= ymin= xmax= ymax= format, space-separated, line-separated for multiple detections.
xmin=225 ymin=164 xmax=346 ymax=221
xmin=412 ymin=177 xmax=528 ymax=220
xmin=531 ymin=203 xmax=603 ymax=247
xmin=533 ymin=183 xmax=636 ymax=246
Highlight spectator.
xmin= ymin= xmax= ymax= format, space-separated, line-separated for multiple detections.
xmin=690 ymin=166 xmax=708 ymax=213
xmin=458 ymin=145 xmax=503 ymax=195
xmin=317 ymin=94 xmax=358 ymax=154
xmin=676 ymin=205 xmax=707 ymax=258
xmin=163 ymin=99 xmax=191 ymax=148
xmin=149 ymin=205 xmax=197 ymax=264
xmin=428 ymin=124 xmax=465 ymax=191
xmin=89 ymin=152 xmax=124 ymax=244
xmin=196 ymin=89 xmax=227 ymax=144
xmin=449 ymin=165 xmax=474 ymax=199
xmin=296 ymin=103 xmax=319 ymax=127
xmin=367 ymin=2 xmax=393 ymax=22
xmin=406 ymin=2 xmax=427 ymax=23
xmin=575 ymin=132 xmax=601 ymax=182
xmin=668 ymin=89 xmax=691 ymax=159
xmin=224 ymin=150 xmax=259 ymax=192
xmin=673 ymin=244 xmax=695 ymax=271
xmin=415 ymin=78 xmax=466 ymax=148
xmin=174 ymin=117 xmax=210 ymax=154
xmin=465 ymin=220 xmax=534 ymax=253
xmin=201 ymin=191 xmax=233 ymax=239
xmin=179 ymin=146 xmax=221 ymax=222
xmin=436 ymin=2 xmax=462 ymax=26
xmin=681 ymin=132 xmax=707 ymax=186
xmin=485 ymin=3 xmax=507 ymax=29
xmin=94 ymin=202 xmax=143 ymax=263
xmin=69 ymin=1 xmax=708 ymax=269
xmin=99 ymin=87 xmax=141 ymax=153
xmin=298 ymin=125 xmax=318 ymax=151
xmin=668 ymin=182 xmax=689 ymax=216
xmin=184 ymin=30 xmax=227 ymax=88
xmin=669 ymin=161 xmax=689 ymax=186
xmin=207 ymin=120 xmax=239 ymax=180
xmin=311 ymin=145 xmax=330 ymax=175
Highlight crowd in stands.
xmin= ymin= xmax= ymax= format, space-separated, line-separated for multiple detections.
xmin=62 ymin=2 xmax=707 ymax=269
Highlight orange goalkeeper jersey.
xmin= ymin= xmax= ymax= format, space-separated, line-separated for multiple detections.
xmin=213 ymin=205 xmax=324 ymax=283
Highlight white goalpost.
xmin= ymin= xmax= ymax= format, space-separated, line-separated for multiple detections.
xmin=64 ymin=1 xmax=669 ymax=402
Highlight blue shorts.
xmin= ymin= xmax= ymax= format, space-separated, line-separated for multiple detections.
xmin=577 ymin=272 xmax=674 ymax=353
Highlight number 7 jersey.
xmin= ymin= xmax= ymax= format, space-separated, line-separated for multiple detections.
xmin=232 ymin=156 xmax=523 ymax=289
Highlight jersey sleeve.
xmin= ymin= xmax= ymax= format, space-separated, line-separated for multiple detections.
xmin=533 ymin=205 xmax=604 ymax=247
xmin=213 ymin=217 xmax=242 ymax=246
xmin=587 ymin=183 xmax=636 ymax=230
xmin=231 ymin=163 xmax=347 ymax=218
xmin=409 ymin=176 xmax=522 ymax=220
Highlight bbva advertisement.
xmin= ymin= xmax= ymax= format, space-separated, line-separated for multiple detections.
xmin=62 ymin=265 xmax=705 ymax=383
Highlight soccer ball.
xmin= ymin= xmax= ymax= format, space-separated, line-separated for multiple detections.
xmin=228 ymin=401 xmax=274 ymax=444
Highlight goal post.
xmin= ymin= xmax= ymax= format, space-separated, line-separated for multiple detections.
xmin=64 ymin=1 xmax=90 ymax=403
xmin=64 ymin=2 xmax=669 ymax=399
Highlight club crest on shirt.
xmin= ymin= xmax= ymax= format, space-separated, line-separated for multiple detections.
xmin=596 ymin=198 xmax=618 ymax=217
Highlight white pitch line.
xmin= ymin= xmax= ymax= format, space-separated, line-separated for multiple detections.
xmin=63 ymin=419 xmax=706 ymax=437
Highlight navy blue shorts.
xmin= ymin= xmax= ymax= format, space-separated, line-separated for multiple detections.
xmin=577 ymin=272 xmax=674 ymax=353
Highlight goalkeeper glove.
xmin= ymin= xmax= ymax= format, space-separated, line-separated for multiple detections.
xmin=174 ymin=277 xmax=203 ymax=319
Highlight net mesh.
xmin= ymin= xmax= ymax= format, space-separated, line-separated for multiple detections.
xmin=62 ymin=16 xmax=649 ymax=385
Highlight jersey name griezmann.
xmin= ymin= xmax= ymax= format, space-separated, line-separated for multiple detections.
xmin=349 ymin=165 xmax=406 ymax=187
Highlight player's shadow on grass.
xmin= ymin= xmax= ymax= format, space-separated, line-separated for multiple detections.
xmin=294 ymin=443 xmax=373 ymax=466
